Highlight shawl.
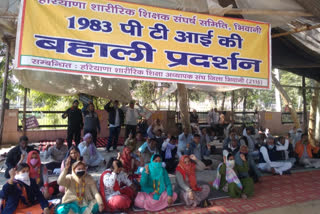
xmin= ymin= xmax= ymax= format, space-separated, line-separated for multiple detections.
xmin=176 ymin=155 xmax=201 ymax=191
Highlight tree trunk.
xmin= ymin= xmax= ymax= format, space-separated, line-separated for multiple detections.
xmin=0 ymin=38 xmax=11 ymax=146
xmin=177 ymin=83 xmax=190 ymax=132
xmin=243 ymin=89 xmax=247 ymax=112
xmin=231 ymin=90 xmax=235 ymax=121
xmin=272 ymin=74 xmax=300 ymax=128
xmin=308 ymin=80 xmax=319 ymax=146
xmin=221 ymin=92 xmax=226 ymax=110
xmin=302 ymin=76 xmax=308 ymax=133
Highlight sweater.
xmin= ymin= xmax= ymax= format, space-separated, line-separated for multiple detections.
xmin=57 ymin=167 xmax=103 ymax=206
xmin=0 ymin=179 xmax=49 ymax=214
xmin=82 ymin=105 xmax=100 ymax=132
xmin=104 ymin=101 xmax=124 ymax=126
xmin=5 ymin=145 xmax=33 ymax=178
xmin=62 ymin=107 xmax=83 ymax=130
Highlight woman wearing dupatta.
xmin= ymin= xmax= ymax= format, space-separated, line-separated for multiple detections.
xmin=121 ymin=136 xmax=138 ymax=174
xmin=26 ymin=150 xmax=54 ymax=199
xmin=99 ymin=158 xmax=136 ymax=212
xmin=176 ymin=155 xmax=210 ymax=207
xmin=59 ymin=146 xmax=81 ymax=193
xmin=56 ymin=160 xmax=104 ymax=214
xmin=213 ymin=152 xmax=254 ymax=199
xmin=78 ymin=133 xmax=104 ymax=167
xmin=134 ymin=154 xmax=177 ymax=211
xmin=0 ymin=163 xmax=53 ymax=214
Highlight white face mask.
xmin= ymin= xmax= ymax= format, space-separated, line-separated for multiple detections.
xmin=226 ymin=160 xmax=235 ymax=168
xmin=15 ymin=172 xmax=30 ymax=186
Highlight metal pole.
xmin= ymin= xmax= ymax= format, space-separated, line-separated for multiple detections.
xmin=0 ymin=39 xmax=11 ymax=145
xmin=23 ymin=88 xmax=28 ymax=136
xmin=302 ymin=76 xmax=308 ymax=133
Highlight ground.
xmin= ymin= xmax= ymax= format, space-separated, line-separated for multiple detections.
xmin=0 ymin=144 xmax=319 ymax=214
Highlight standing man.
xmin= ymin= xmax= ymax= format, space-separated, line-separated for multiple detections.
xmin=62 ymin=100 xmax=83 ymax=148
xmin=105 ymin=100 xmax=124 ymax=152
xmin=82 ymin=102 xmax=100 ymax=145
xmin=5 ymin=136 xmax=33 ymax=178
xmin=122 ymin=100 xmax=143 ymax=139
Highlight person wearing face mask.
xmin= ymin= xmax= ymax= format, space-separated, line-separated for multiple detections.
xmin=26 ymin=151 xmax=54 ymax=199
xmin=78 ymin=133 xmax=104 ymax=168
xmin=295 ymin=134 xmax=320 ymax=168
xmin=5 ymin=136 xmax=33 ymax=178
xmin=213 ymin=152 xmax=254 ymax=199
xmin=0 ymin=163 xmax=53 ymax=214
xmin=258 ymin=136 xmax=293 ymax=175
xmin=59 ymin=146 xmax=81 ymax=193
xmin=56 ymin=160 xmax=104 ymax=214
xmin=99 ymin=158 xmax=136 ymax=212
xmin=134 ymin=154 xmax=177 ymax=211
xmin=176 ymin=155 xmax=210 ymax=208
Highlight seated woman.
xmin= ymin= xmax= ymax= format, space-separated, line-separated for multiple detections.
xmin=99 ymin=158 xmax=136 ymax=212
xmin=59 ymin=146 xmax=81 ymax=193
xmin=0 ymin=163 xmax=53 ymax=214
xmin=161 ymin=136 xmax=178 ymax=174
xmin=176 ymin=155 xmax=210 ymax=207
xmin=134 ymin=154 xmax=177 ymax=212
xmin=78 ymin=133 xmax=104 ymax=168
xmin=26 ymin=150 xmax=54 ymax=199
xmin=56 ymin=160 xmax=104 ymax=214
xmin=121 ymin=135 xmax=138 ymax=175
xmin=213 ymin=152 xmax=254 ymax=199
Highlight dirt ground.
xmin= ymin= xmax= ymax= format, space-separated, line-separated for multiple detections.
xmin=249 ymin=200 xmax=320 ymax=214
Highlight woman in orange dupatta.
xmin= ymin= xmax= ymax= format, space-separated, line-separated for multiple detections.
xmin=175 ymin=155 xmax=210 ymax=208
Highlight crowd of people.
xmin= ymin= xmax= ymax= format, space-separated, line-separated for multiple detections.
xmin=1 ymin=101 xmax=320 ymax=214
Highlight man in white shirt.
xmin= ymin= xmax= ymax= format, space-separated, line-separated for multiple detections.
xmin=258 ymin=136 xmax=292 ymax=175
xmin=122 ymin=100 xmax=143 ymax=139
xmin=207 ymin=108 xmax=220 ymax=131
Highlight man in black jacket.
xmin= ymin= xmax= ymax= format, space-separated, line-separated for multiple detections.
xmin=5 ymin=136 xmax=33 ymax=178
xmin=62 ymin=100 xmax=83 ymax=148
xmin=104 ymin=100 xmax=124 ymax=152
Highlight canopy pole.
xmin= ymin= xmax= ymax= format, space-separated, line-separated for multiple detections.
xmin=272 ymin=24 xmax=320 ymax=38
xmin=23 ymin=88 xmax=28 ymax=136
xmin=302 ymin=76 xmax=308 ymax=133
xmin=0 ymin=38 xmax=11 ymax=146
